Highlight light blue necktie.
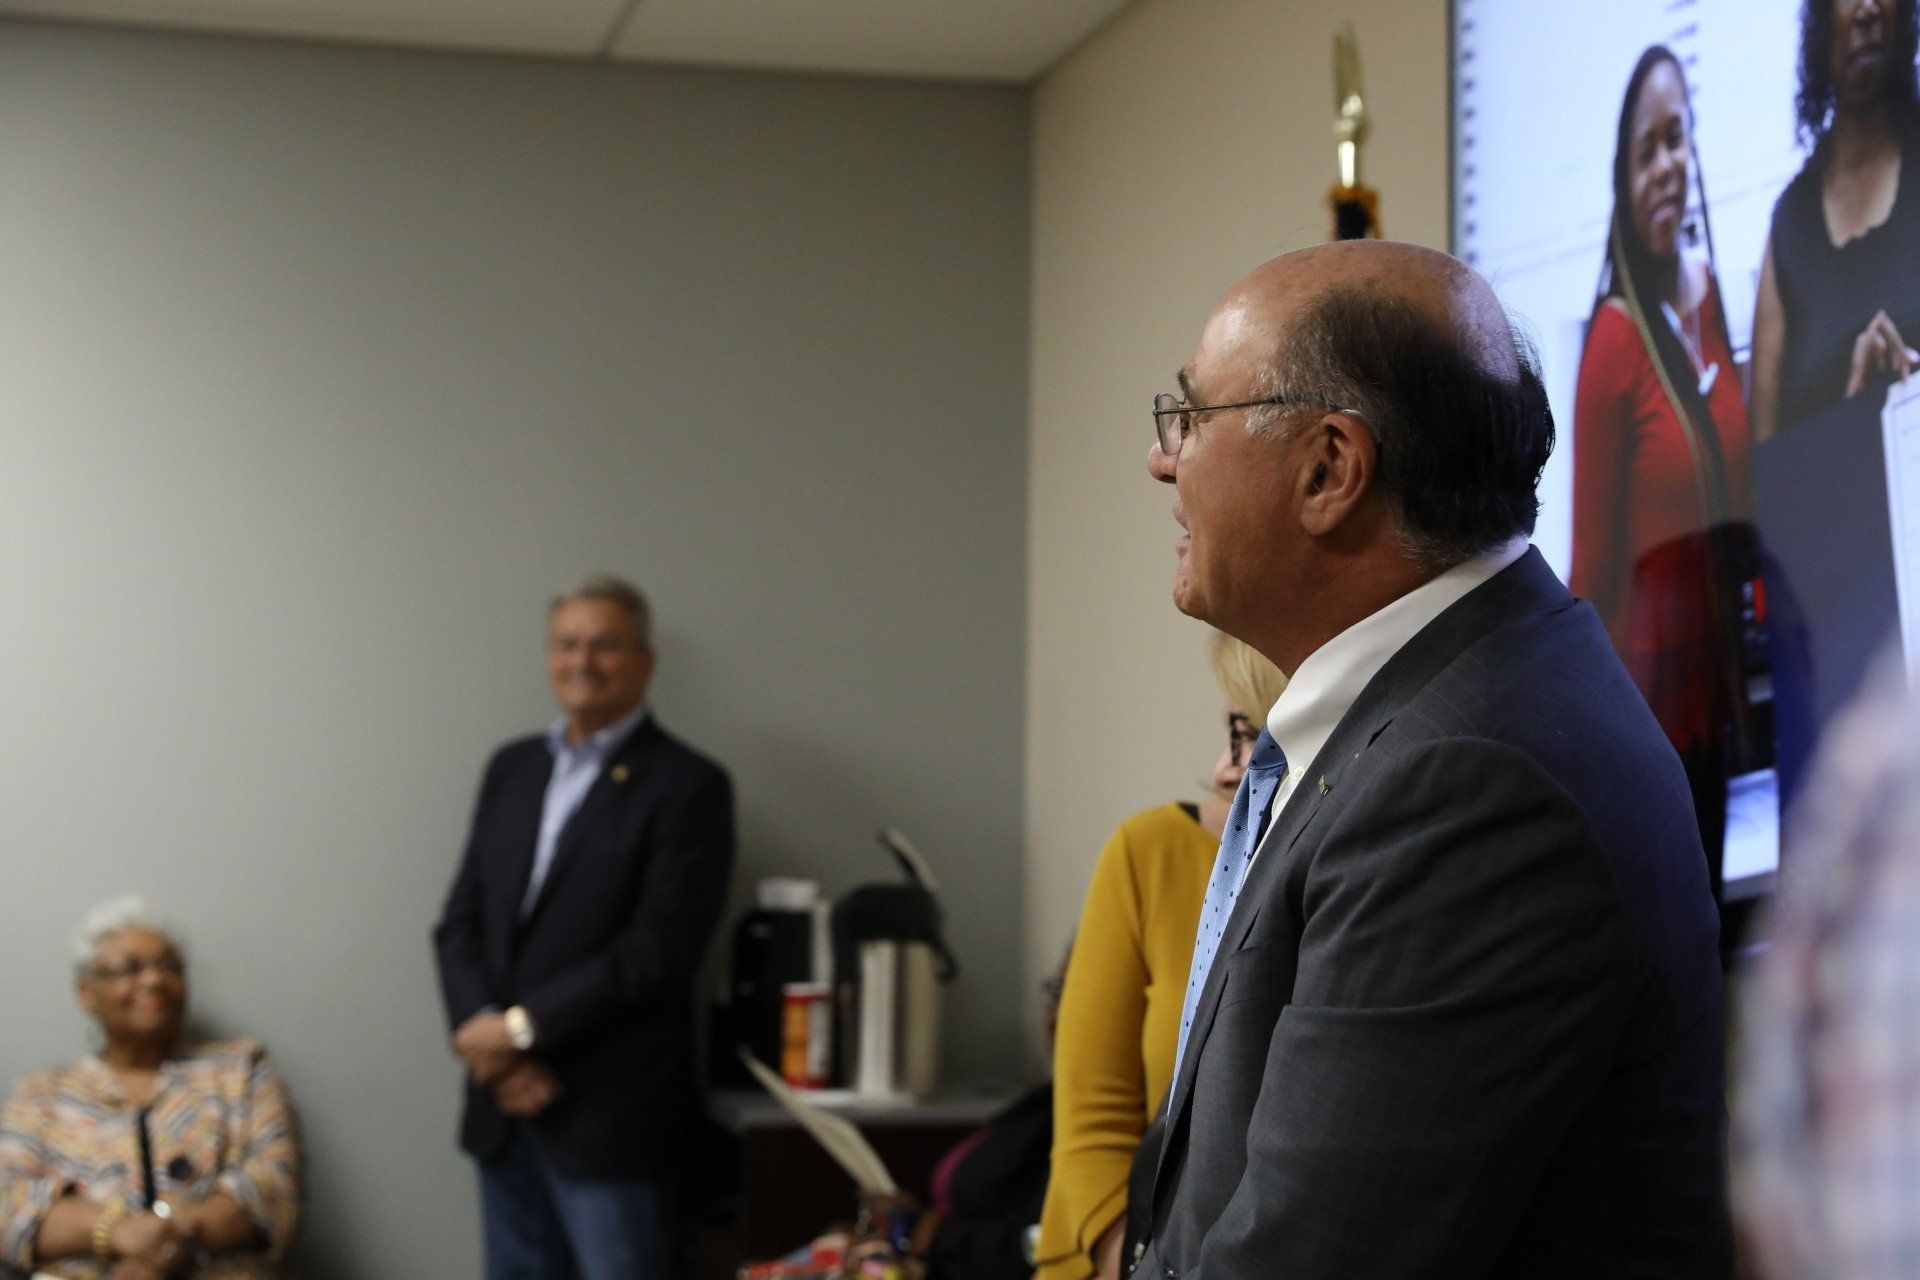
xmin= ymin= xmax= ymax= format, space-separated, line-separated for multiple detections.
xmin=1172 ymin=728 xmax=1289 ymax=1084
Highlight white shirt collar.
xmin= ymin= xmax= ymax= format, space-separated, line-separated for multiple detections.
xmin=1265 ymin=539 xmax=1529 ymax=782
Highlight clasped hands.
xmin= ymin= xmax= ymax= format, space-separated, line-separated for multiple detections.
xmin=100 ymin=1200 xmax=214 ymax=1280
xmin=452 ymin=1011 xmax=561 ymax=1118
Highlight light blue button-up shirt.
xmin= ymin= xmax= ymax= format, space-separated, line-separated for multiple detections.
xmin=520 ymin=702 xmax=647 ymax=917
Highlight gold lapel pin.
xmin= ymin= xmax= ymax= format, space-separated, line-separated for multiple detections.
xmin=611 ymin=764 xmax=630 ymax=784
xmin=1318 ymin=776 xmax=1330 ymax=796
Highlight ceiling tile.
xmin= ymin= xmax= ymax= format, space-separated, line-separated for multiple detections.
xmin=0 ymin=0 xmax=629 ymax=57
xmin=608 ymin=0 xmax=1135 ymax=82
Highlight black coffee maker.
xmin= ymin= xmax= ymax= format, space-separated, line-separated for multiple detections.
xmin=710 ymin=880 xmax=826 ymax=1088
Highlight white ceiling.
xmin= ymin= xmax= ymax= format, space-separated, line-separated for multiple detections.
xmin=0 ymin=0 xmax=1136 ymax=81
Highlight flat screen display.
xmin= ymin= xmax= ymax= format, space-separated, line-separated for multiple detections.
xmin=1453 ymin=0 xmax=1920 ymax=899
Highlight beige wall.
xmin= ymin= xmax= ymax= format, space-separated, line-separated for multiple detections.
xmin=1024 ymin=0 xmax=1449 ymax=1058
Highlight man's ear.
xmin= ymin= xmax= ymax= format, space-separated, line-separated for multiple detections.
xmin=1297 ymin=410 xmax=1376 ymax=536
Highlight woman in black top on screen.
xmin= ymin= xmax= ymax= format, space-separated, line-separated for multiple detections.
xmin=1752 ymin=0 xmax=1920 ymax=440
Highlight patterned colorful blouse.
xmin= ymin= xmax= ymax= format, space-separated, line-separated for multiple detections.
xmin=0 ymin=1039 xmax=301 ymax=1278
xmin=1736 ymin=650 xmax=1920 ymax=1280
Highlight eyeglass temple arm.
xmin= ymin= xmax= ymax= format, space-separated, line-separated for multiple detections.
xmin=1153 ymin=395 xmax=1355 ymax=418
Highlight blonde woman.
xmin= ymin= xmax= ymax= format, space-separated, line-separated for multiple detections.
xmin=1033 ymin=636 xmax=1285 ymax=1280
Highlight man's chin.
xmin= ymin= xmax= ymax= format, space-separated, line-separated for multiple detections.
xmin=1171 ymin=571 xmax=1209 ymax=622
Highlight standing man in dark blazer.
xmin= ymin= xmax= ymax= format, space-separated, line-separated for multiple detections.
xmin=1133 ymin=241 xmax=1730 ymax=1278
xmin=434 ymin=575 xmax=735 ymax=1280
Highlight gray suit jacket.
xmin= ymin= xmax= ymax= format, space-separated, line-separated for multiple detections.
xmin=1137 ymin=549 xmax=1730 ymax=1279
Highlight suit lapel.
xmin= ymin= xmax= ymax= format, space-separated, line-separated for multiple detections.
xmin=519 ymin=717 xmax=659 ymax=927
xmin=1152 ymin=731 xmax=1350 ymax=1191
xmin=1150 ymin=549 xmax=1572 ymax=1204
xmin=490 ymin=750 xmax=554 ymax=955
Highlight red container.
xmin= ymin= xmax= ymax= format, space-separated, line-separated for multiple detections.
xmin=780 ymin=983 xmax=831 ymax=1089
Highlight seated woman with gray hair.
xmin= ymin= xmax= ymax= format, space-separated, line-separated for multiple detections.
xmin=0 ymin=898 xmax=302 ymax=1278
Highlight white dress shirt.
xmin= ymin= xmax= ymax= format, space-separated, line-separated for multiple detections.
xmin=1250 ymin=539 xmax=1531 ymax=872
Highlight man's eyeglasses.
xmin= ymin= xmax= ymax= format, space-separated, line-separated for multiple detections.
xmin=548 ymin=637 xmax=641 ymax=660
xmin=1152 ymin=391 xmax=1352 ymax=457
xmin=1227 ymin=713 xmax=1260 ymax=767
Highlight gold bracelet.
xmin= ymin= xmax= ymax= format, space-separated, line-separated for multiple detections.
xmin=92 ymin=1201 xmax=128 ymax=1260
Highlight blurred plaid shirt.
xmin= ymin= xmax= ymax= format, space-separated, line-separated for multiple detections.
xmin=1737 ymin=649 xmax=1920 ymax=1280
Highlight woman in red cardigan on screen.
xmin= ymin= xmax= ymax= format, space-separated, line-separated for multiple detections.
xmin=1572 ymin=44 xmax=1759 ymax=888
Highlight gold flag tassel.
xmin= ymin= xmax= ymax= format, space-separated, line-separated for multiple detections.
xmin=1329 ymin=23 xmax=1380 ymax=241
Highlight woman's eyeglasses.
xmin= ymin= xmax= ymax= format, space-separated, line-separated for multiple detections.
xmin=1228 ymin=713 xmax=1260 ymax=767
xmin=86 ymin=957 xmax=185 ymax=983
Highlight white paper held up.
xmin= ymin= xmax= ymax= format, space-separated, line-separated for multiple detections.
xmin=737 ymin=1051 xmax=899 ymax=1195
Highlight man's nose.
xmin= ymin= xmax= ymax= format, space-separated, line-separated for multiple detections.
xmin=1148 ymin=440 xmax=1177 ymax=485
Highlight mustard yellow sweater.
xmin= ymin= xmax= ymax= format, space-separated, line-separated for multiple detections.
xmin=1034 ymin=803 xmax=1215 ymax=1280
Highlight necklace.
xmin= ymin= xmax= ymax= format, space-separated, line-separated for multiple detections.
xmin=1659 ymin=298 xmax=1719 ymax=395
